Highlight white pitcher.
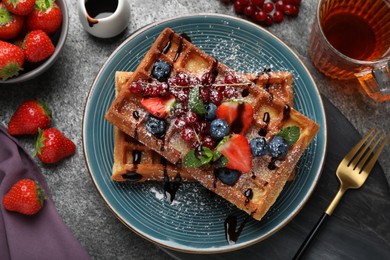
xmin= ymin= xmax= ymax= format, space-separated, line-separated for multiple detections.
xmin=78 ymin=0 xmax=130 ymax=38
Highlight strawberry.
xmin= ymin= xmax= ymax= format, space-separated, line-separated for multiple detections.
xmin=3 ymin=0 xmax=36 ymax=16
xmin=0 ymin=3 xmax=24 ymax=40
xmin=34 ymin=128 xmax=76 ymax=164
xmin=217 ymin=134 xmax=252 ymax=173
xmin=2 ymin=179 xmax=46 ymax=215
xmin=0 ymin=40 xmax=24 ymax=80
xmin=140 ymin=95 xmax=176 ymax=118
xmin=216 ymin=101 xmax=253 ymax=135
xmin=8 ymin=99 xmax=51 ymax=135
xmin=23 ymin=30 xmax=55 ymax=63
xmin=26 ymin=0 xmax=62 ymax=35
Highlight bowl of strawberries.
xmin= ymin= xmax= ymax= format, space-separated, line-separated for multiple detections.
xmin=0 ymin=0 xmax=68 ymax=84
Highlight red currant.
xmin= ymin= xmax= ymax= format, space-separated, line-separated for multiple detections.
xmin=244 ymin=4 xmax=256 ymax=17
xmin=264 ymin=14 xmax=274 ymax=26
xmin=184 ymin=111 xmax=198 ymax=125
xmin=201 ymin=72 xmax=216 ymax=87
xmin=129 ymin=81 xmax=143 ymax=94
xmin=273 ymin=10 xmax=284 ymax=23
xmin=275 ymin=0 xmax=284 ymax=11
xmin=223 ymin=86 xmax=239 ymax=98
xmin=181 ymin=127 xmax=196 ymax=142
xmin=200 ymin=87 xmax=210 ymax=102
xmin=284 ymin=4 xmax=299 ymax=16
xmin=254 ymin=10 xmax=267 ymax=22
xmin=202 ymin=135 xmax=217 ymax=149
xmin=209 ymin=89 xmax=223 ymax=105
xmin=174 ymin=73 xmax=190 ymax=86
xmin=252 ymin=0 xmax=265 ymax=7
xmin=174 ymin=118 xmax=186 ymax=130
xmin=224 ymin=72 xmax=238 ymax=84
xmin=263 ymin=2 xmax=274 ymax=13
xmin=292 ymin=0 xmax=301 ymax=5
xmin=234 ymin=0 xmax=246 ymax=14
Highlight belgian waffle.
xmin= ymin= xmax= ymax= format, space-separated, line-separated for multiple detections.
xmin=105 ymin=28 xmax=319 ymax=220
xmin=112 ymin=71 xmax=295 ymax=183
xmin=112 ymin=71 xmax=194 ymax=182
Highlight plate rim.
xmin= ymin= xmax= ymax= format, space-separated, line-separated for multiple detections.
xmin=82 ymin=13 xmax=328 ymax=254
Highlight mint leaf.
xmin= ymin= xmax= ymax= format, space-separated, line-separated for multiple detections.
xmin=189 ymin=86 xmax=207 ymax=115
xmin=183 ymin=147 xmax=213 ymax=168
xmin=276 ymin=126 xmax=300 ymax=146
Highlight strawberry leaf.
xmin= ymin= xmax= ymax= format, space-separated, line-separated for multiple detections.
xmin=33 ymin=128 xmax=46 ymax=157
xmin=189 ymin=86 xmax=207 ymax=116
xmin=276 ymin=126 xmax=300 ymax=146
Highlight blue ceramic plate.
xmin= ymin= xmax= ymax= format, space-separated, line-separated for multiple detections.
xmin=83 ymin=14 xmax=327 ymax=253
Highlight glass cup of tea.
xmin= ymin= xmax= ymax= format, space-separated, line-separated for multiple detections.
xmin=309 ymin=0 xmax=390 ymax=102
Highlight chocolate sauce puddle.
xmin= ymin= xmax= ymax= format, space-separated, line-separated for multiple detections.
xmin=224 ymin=214 xmax=251 ymax=244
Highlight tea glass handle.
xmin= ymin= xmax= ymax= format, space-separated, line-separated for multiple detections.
xmin=355 ymin=60 xmax=390 ymax=102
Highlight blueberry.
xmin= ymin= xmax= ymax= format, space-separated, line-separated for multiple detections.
xmin=215 ymin=167 xmax=241 ymax=186
xmin=250 ymin=137 xmax=268 ymax=157
xmin=209 ymin=119 xmax=229 ymax=140
xmin=151 ymin=60 xmax=171 ymax=82
xmin=145 ymin=115 xmax=167 ymax=139
xmin=268 ymin=136 xmax=289 ymax=159
xmin=204 ymin=103 xmax=217 ymax=120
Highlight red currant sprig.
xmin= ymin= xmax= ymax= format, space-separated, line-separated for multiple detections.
xmin=222 ymin=0 xmax=301 ymax=26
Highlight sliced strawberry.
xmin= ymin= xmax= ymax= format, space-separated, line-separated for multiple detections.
xmin=216 ymin=101 xmax=253 ymax=135
xmin=217 ymin=134 xmax=252 ymax=173
xmin=140 ymin=94 xmax=176 ymax=118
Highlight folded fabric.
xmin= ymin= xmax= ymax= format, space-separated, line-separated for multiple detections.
xmin=0 ymin=125 xmax=91 ymax=260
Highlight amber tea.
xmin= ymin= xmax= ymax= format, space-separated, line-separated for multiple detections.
xmin=309 ymin=0 xmax=390 ymax=102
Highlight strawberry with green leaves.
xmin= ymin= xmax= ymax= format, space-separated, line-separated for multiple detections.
xmin=0 ymin=3 xmax=24 ymax=40
xmin=23 ymin=30 xmax=55 ymax=62
xmin=35 ymin=128 xmax=76 ymax=164
xmin=2 ymin=179 xmax=46 ymax=215
xmin=217 ymin=134 xmax=252 ymax=173
xmin=27 ymin=0 xmax=62 ymax=35
xmin=0 ymin=40 xmax=24 ymax=80
xmin=3 ymin=0 xmax=36 ymax=16
xmin=8 ymin=99 xmax=51 ymax=135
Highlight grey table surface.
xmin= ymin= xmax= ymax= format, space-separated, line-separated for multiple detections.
xmin=0 ymin=0 xmax=389 ymax=259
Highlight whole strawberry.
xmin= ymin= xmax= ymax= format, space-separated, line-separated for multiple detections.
xmin=0 ymin=40 xmax=24 ymax=80
xmin=35 ymin=128 xmax=76 ymax=164
xmin=23 ymin=30 xmax=55 ymax=63
xmin=3 ymin=0 xmax=36 ymax=16
xmin=0 ymin=3 xmax=24 ymax=40
xmin=2 ymin=179 xmax=46 ymax=215
xmin=8 ymin=99 xmax=51 ymax=135
xmin=26 ymin=0 xmax=62 ymax=35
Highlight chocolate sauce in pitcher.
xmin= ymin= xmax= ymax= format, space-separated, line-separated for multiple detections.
xmin=85 ymin=0 xmax=118 ymax=26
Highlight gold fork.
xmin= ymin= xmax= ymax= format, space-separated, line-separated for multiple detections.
xmin=293 ymin=128 xmax=389 ymax=260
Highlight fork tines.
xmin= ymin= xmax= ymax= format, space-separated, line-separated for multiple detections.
xmin=346 ymin=128 xmax=388 ymax=174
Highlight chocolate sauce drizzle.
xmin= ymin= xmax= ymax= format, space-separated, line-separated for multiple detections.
xmin=162 ymin=33 xmax=174 ymax=54
xmin=244 ymin=189 xmax=253 ymax=205
xmin=230 ymin=103 xmax=245 ymax=134
xmin=283 ymin=104 xmax=291 ymax=120
xmin=224 ymin=214 xmax=251 ymax=244
xmin=268 ymin=157 xmax=277 ymax=170
xmin=161 ymin=158 xmax=182 ymax=203
xmin=258 ymin=112 xmax=270 ymax=136
xmin=122 ymin=150 xmax=143 ymax=182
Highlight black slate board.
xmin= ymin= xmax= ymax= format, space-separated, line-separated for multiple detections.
xmin=163 ymin=96 xmax=390 ymax=260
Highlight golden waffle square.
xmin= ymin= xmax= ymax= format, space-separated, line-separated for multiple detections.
xmin=105 ymin=28 xmax=319 ymax=220
xmin=112 ymin=71 xmax=295 ymax=183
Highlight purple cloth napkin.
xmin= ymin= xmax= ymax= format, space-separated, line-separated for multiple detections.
xmin=0 ymin=125 xmax=91 ymax=260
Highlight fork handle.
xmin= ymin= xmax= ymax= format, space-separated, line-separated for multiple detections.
xmin=293 ymin=212 xmax=330 ymax=260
